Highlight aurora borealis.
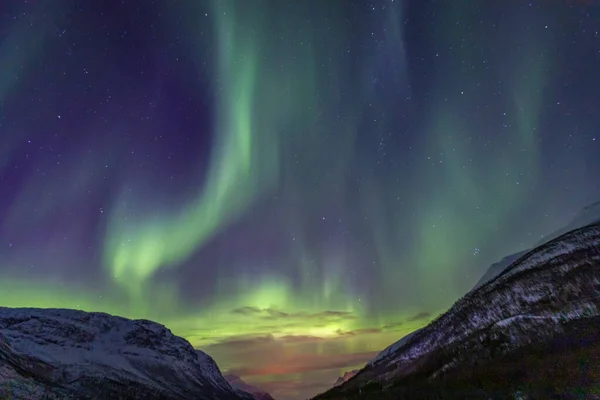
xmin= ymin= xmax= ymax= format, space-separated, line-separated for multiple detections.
xmin=1 ymin=0 xmax=600 ymax=398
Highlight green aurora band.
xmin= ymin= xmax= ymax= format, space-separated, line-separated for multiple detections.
xmin=0 ymin=1 xmax=561 ymax=398
xmin=104 ymin=0 xmax=392 ymax=316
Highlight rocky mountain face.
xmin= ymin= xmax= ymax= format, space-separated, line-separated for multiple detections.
xmin=0 ymin=307 xmax=253 ymax=400
xmin=225 ymin=374 xmax=275 ymax=400
xmin=315 ymin=220 xmax=600 ymax=399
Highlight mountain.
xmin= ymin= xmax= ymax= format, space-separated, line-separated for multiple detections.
xmin=225 ymin=374 xmax=275 ymax=400
xmin=314 ymin=220 xmax=600 ymax=399
xmin=371 ymin=201 xmax=600 ymax=374
xmin=361 ymin=201 xmax=600 ymax=374
xmin=367 ymin=329 xmax=422 ymax=367
xmin=333 ymin=369 xmax=359 ymax=387
xmin=0 ymin=307 xmax=253 ymax=400
xmin=535 ymin=200 xmax=600 ymax=246
xmin=473 ymin=200 xmax=600 ymax=290
xmin=472 ymin=250 xmax=529 ymax=291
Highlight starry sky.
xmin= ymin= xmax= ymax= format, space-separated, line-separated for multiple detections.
xmin=1 ymin=0 xmax=600 ymax=399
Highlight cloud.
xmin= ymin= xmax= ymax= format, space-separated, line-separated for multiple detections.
xmin=335 ymin=328 xmax=381 ymax=336
xmin=381 ymin=321 xmax=404 ymax=330
xmin=230 ymin=306 xmax=263 ymax=316
xmin=208 ymin=333 xmax=329 ymax=348
xmin=252 ymin=376 xmax=335 ymax=400
xmin=406 ymin=311 xmax=431 ymax=322
xmin=209 ymin=334 xmax=277 ymax=349
xmin=202 ymin=332 xmax=378 ymax=382
xmin=190 ymin=307 xmax=426 ymax=399
xmin=311 ymin=310 xmax=356 ymax=320
xmin=226 ymin=351 xmax=378 ymax=377
xmin=278 ymin=334 xmax=327 ymax=343
xmin=194 ymin=311 xmax=429 ymax=399
xmin=229 ymin=306 xmax=356 ymax=322
xmin=230 ymin=306 xmax=289 ymax=319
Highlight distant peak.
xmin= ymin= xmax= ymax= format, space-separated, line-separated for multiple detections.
xmin=225 ymin=374 xmax=275 ymax=400
xmin=583 ymin=200 xmax=600 ymax=210
xmin=333 ymin=369 xmax=359 ymax=386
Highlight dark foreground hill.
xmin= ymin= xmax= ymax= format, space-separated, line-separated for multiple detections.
xmin=0 ymin=307 xmax=253 ymax=400
xmin=315 ymin=221 xmax=600 ymax=399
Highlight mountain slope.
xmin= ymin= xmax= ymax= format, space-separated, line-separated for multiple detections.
xmin=366 ymin=201 xmax=600 ymax=375
xmin=367 ymin=329 xmax=422 ymax=367
xmin=225 ymin=374 xmax=275 ymax=400
xmin=473 ymin=200 xmax=600 ymax=290
xmin=0 ymin=307 xmax=252 ymax=400
xmin=535 ymin=201 xmax=600 ymax=247
xmin=315 ymin=221 xmax=600 ymax=399
xmin=472 ymin=250 xmax=529 ymax=291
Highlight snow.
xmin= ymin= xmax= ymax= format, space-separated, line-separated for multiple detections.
xmin=1 ymin=309 xmax=161 ymax=383
xmin=474 ymin=200 xmax=600 ymax=291
xmin=493 ymin=314 xmax=550 ymax=328
xmin=360 ymin=221 xmax=600 ymax=381
xmin=535 ymin=201 xmax=600 ymax=247
xmin=368 ymin=202 xmax=600 ymax=370
xmin=368 ymin=329 xmax=421 ymax=366
xmin=492 ymin=227 xmax=600 ymax=285
xmin=472 ymin=250 xmax=528 ymax=290
xmin=0 ymin=307 xmax=249 ymax=399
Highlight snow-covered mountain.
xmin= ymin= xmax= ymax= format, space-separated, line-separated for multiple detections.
xmin=225 ymin=374 xmax=275 ymax=400
xmin=535 ymin=200 xmax=600 ymax=246
xmin=367 ymin=329 xmax=422 ymax=367
xmin=315 ymin=220 xmax=600 ymax=399
xmin=471 ymin=250 xmax=529 ymax=291
xmin=364 ymin=201 xmax=600 ymax=375
xmin=473 ymin=200 xmax=600 ymax=290
xmin=0 ymin=307 xmax=253 ymax=400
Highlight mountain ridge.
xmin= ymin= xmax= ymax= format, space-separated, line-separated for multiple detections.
xmin=362 ymin=201 xmax=600 ymax=374
xmin=328 ymin=202 xmax=600 ymax=396
xmin=0 ymin=307 xmax=252 ymax=400
xmin=315 ymin=220 xmax=600 ymax=398
xmin=474 ymin=200 xmax=600 ymax=290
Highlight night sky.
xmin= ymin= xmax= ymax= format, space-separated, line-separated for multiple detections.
xmin=1 ymin=0 xmax=600 ymax=398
